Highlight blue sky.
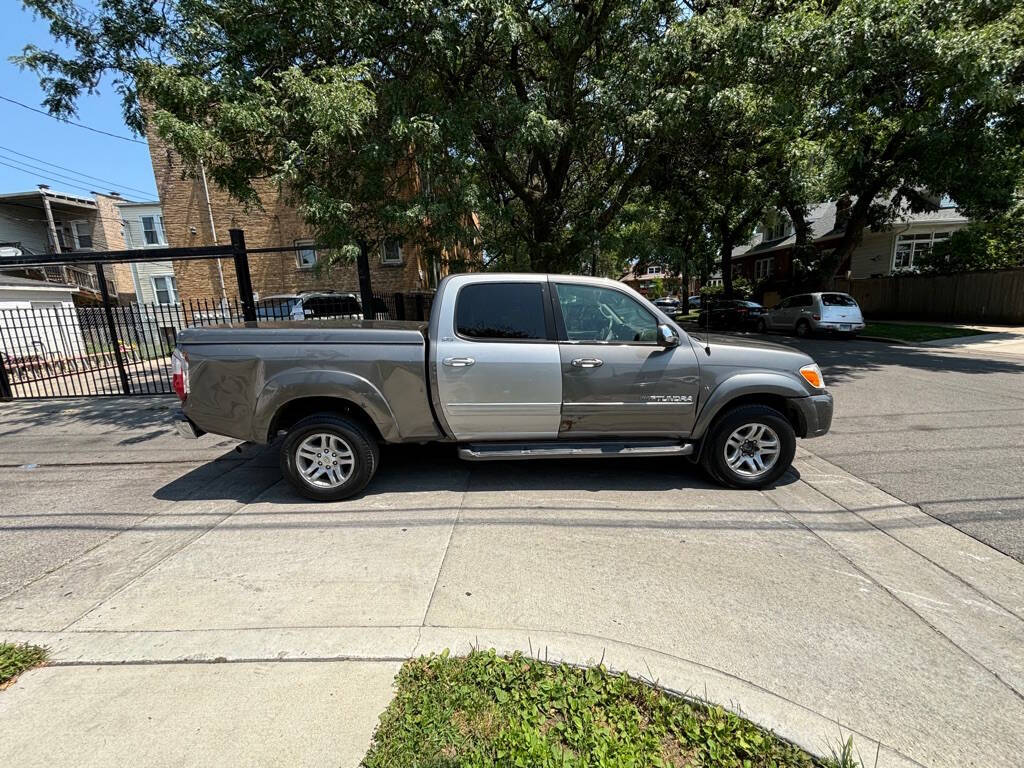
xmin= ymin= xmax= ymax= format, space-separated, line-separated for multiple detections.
xmin=0 ymin=4 xmax=159 ymax=201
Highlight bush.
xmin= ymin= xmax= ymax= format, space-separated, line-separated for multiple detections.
xmin=700 ymin=275 xmax=753 ymax=299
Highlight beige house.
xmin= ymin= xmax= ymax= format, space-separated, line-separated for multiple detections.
xmin=731 ymin=199 xmax=970 ymax=302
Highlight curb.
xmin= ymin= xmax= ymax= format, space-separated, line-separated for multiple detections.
xmin=0 ymin=624 xmax=921 ymax=767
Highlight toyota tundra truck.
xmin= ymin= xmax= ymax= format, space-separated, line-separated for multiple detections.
xmin=172 ymin=273 xmax=833 ymax=500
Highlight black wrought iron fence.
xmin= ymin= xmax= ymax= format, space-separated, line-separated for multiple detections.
xmin=0 ymin=229 xmax=437 ymax=400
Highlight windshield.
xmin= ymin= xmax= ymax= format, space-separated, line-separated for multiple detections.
xmin=256 ymin=298 xmax=300 ymax=318
xmin=821 ymin=293 xmax=858 ymax=307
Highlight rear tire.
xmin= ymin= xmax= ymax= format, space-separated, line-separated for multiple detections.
xmin=757 ymin=318 xmax=768 ymax=333
xmin=795 ymin=319 xmax=812 ymax=338
xmin=701 ymin=404 xmax=796 ymax=489
xmin=280 ymin=412 xmax=380 ymax=501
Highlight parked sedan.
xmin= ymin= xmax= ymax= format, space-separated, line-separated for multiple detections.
xmin=697 ymin=299 xmax=767 ymax=330
xmin=760 ymin=292 xmax=865 ymax=337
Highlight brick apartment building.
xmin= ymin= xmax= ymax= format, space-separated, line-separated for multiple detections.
xmin=145 ymin=128 xmax=477 ymax=303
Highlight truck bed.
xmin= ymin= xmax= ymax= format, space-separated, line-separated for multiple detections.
xmin=177 ymin=319 xmax=439 ymax=445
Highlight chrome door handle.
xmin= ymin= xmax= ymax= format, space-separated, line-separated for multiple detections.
xmin=442 ymin=357 xmax=475 ymax=367
xmin=571 ymin=358 xmax=603 ymax=368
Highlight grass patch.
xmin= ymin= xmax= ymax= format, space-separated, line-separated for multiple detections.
xmin=364 ymin=650 xmax=857 ymax=767
xmin=0 ymin=643 xmax=47 ymax=688
xmin=862 ymin=322 xmax=986 ymax=343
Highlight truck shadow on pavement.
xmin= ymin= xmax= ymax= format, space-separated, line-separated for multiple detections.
xmin=152 ymin=441 xmax=801 ymax=504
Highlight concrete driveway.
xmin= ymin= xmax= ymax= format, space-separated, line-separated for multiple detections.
xmin=1 ymin=398 xmax=1023 ymax=768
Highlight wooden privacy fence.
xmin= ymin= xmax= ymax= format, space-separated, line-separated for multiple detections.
xmin=838 ymin=268 xmax=1024 ymax=324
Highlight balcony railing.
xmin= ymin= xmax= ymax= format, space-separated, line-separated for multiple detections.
xmin=41 ymin=265 xmax=103 ymax=294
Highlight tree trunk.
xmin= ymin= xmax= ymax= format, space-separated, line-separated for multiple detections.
xmin=720 ymin=240 xmax=734 ymax=298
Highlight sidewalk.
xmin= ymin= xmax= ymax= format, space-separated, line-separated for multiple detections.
xmin=1 ymin=400 xmax=1023 ymax=767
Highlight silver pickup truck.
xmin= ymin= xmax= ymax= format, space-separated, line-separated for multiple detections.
xmin=172 ymin=273 xmax=833 ymax=500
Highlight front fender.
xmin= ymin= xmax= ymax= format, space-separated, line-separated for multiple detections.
xmin=253 ymin=369 xmax=400 ymax=443
xmin=690 ymin=371 xmax=810 ymax=439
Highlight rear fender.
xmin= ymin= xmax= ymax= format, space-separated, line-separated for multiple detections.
xmin=253 ymin=369 xmax=399 ymax=443
xmin=691 ymin=372 xmax=808 ymax=440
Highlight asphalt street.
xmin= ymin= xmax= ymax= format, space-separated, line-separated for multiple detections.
xmin=757 ymin=333 xmax=1024 ymax=562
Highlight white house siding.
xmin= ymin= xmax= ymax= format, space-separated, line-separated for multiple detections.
xmin=0 ymin=203 xmax=51 ymax=254
xmin=0 ymin=287 xmax=85 ymax=360
xmin=131 ymin=261 xmax=177 ymax=305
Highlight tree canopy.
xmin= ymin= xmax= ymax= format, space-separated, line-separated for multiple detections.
xmin=14 ymin=0 xmax=1024 ymax=285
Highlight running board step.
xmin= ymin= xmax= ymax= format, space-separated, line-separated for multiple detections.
xmin=458 ymin=441 xmax=695 ymax=461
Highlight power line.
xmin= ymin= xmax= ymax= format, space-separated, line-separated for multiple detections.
xmin=0 ymin=145 xmax=156 ymax=197
xmin=0 ymin=94 xmax=146 ymax=145
xmin=0 ymin=159 xmax=99 ymax=196
xmin=0 ymin=150 xmax=156 ymax=199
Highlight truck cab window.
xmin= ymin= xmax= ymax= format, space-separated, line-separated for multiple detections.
xmin=554 ymin=283 xmax=658 ymax=343
xmin=455 ymin=282 xmax=548 ymax=340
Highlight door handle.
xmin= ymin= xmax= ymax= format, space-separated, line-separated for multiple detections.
xmin=571 ymin=358 xmax=603 ymax=368
xmin=442 ymin=356 xmax=475 ymax=367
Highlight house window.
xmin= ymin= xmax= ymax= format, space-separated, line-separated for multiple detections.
xmin=381 ymin=237 xmax=403 ymax=265
xmin=159 ymin=215 xmax=167 ymax=242
xmin=70 ymin=220 xmax=93 ymax=249
xmin=754 ymin=257 xmax=774 ymax=280
xmin=892 ymin=231 xmax=952 ymax=271
xmin=152 ymin=275 xmax=179 ymax=305
xmin=295 ymin=240 xmax=317 ymax=269
xmin=141 ymin=216 xmax=162 ymax=245
xmin=764 ymin=216 xmax=791 ymax=241
xmin=646 ymin=265 xmax=663 ymax=275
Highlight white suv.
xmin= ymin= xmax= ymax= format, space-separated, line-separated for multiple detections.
xmin=761 ymin=292 xmax=865 ymax=338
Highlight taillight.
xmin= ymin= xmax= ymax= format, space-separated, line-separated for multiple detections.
xmin=171 ymin=349 xmax=189 ymax=401
xmin=812 ymin=314 xmax=820 ymax=321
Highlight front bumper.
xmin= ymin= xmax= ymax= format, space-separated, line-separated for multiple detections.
xmin=173 ymin=410 xmax=205 ymax=439
xmin=791 ymin=392 xmax=833 ymax=438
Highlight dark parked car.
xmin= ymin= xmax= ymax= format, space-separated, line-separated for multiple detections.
xmin=653 ymin=297 xmax=681 ymax=312
xmin=687 ymin=295 xmax=702 ymax=309
xmin=697 ymin=299 xmax=767 ymax=330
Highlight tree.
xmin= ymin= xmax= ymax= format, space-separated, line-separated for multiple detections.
xmin=786 ymin=0 xmax=1024 ymax=284
xmin=16 ymin=0 xmax=692 ymax=273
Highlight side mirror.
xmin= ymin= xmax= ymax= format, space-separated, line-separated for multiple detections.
xmin=657 ymin=323 xmax=679 ymax=348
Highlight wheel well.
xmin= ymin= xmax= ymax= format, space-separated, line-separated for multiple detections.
xmin=707 ymin=394 xmax=806 ymax=438
xmin=269 ymin=397 xmax=383 ymax=442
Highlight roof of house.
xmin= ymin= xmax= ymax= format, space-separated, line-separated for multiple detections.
xmin=0 ymin=188 xmax=97 ymax=211
xmin=732 ymin=200 xmax=968 ymax=260
xmin=0 ymin=272 xmax=78 ymax=291
xmin=116 ymin=200 xmax=162 ymax=209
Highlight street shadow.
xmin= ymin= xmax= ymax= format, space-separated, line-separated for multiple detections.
xmin=152 ymin=441 xmax=800 ymax=504
xmin=0 ymin=395 xmax=180 ymax=440
xmin=685 ymin=329 xmax=1024 ymax=386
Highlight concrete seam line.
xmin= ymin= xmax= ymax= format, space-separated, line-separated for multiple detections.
xmin=56 ymin=453 xmax=282 ymax=631
xmin=766 ymin=476 xmax=1024 ymax=704
xmin=797 ymin=451 xmax=1024 ymax=622
xmin=419 ymin=466 xmax=470 ymax=626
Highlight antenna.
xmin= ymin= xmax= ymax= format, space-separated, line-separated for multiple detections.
xmin=703 ymin=251 xmax=712 ymax=356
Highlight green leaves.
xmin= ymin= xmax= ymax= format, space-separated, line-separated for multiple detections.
xmin=363 ymin=650 xmax=832 ymax=767
xmin=13 ymin=0 xmax=1024 ymax=281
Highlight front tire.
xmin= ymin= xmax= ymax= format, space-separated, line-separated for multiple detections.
xmin=701 ymin=404 xmax=796 ymax=489
xmin=757 ymin=318 xmax=768 ymax=333
xmin=280 ymin=412 xmax=380 ymax=501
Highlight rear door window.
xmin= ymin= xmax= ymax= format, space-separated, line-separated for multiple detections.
xmin=455 ymin=282 xmax=548 ymax=340
xmin=821 ymin=293 xmax=858 ymax=307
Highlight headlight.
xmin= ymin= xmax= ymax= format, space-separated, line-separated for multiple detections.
xmin=799 ymin=363 xmax=825 ymax=389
